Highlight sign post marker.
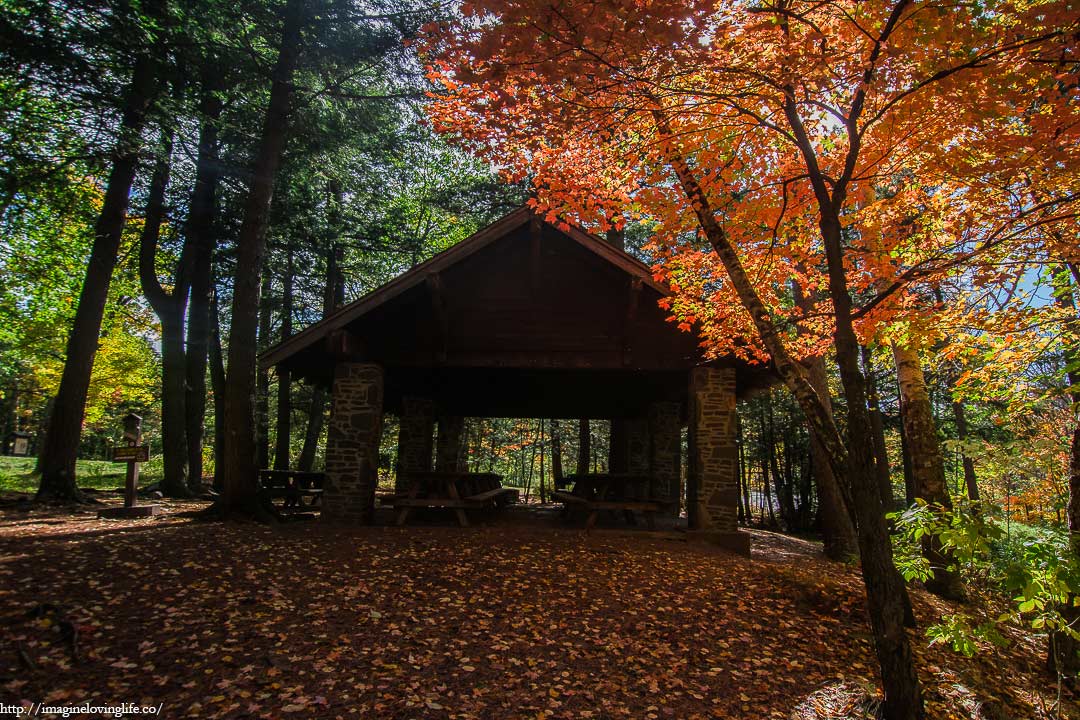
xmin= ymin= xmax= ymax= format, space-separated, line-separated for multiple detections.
xmin=99 ymin=413 xmax=160 ymax=519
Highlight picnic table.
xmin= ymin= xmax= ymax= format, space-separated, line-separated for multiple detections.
xmin=552 ymin=473 xmax=665 ymax=531
xmin=392 ymin=471 xmax=517 ymax=527
xmin=259 ymin=469 xmax=324 ymax=512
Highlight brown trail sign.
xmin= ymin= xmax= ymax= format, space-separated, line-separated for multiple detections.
xmin=112 ymin=445 xmax=150 ymax=463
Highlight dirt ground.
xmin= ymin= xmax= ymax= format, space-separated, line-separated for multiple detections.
xmin=0 ymin=495 xmax=1072 ymax=719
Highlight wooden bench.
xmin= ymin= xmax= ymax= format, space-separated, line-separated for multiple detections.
xmin=465 ymin=487 xmax=518 ymax=506
xmin=393 ymin=472 xmax=515 ymax=527
xmin=259 ymin=470 xmax=324 ymax=513
xmin=551 ymin=489 xmax=664 ymax=531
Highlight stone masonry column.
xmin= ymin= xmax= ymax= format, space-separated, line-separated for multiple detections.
xmin=687 ymin=366 xmax=749 ymax=554
xmin=396 ymin=396 xmax=435 ymax=492
xmin=627 ymin=418 xmax=650 ymax=475
xmin=435 ymin=415 xmax=467 ymax=472
xmin=608 ymin=419 xmax=629 ymax=473
xmin=323 ymin=362 xmax=384 ymax=523
xmin=648 ymin=401 xmax=682 ymax=516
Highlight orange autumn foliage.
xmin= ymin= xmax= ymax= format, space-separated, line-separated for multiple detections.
xmin=421 ymin=1 xmax=1079 ymax=363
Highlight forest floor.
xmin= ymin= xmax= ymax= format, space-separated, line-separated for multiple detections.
xmin=0 ymin=493 xmax=1072 ymax=720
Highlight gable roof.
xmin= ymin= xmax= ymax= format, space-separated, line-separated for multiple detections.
xmin=259 ymin=207 xmax=668 ymax=371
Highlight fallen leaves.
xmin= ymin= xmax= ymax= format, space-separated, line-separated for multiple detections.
xmin=0 ymin=502 xmax=1068 ymax=719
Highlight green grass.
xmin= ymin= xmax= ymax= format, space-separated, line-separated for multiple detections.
xmin=0 ymin=456 xmax=164 ymax=494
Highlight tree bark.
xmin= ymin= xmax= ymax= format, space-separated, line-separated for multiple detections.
xmin=863 ymin=345 xmax=895 ymax=509
xmin=4 ymin=382 xmax=17 ymax=440
xmin=220 ymin=0 xmax=305 ymax=517
xmin=38 ymin=24 xmax=162 ymax=502
xmin=950 ymin=400 xmax=979 ymax=501
xmin=297 ymin=240 xmax=342 ymax=471
xmin=893 ymin=342 xmax=966 ymax=601
xmin=538 ymin=420 xmax=547 ymax=504
xmin=792 ymin=279 xmax=858 ymax=556
xmin=184 ymin=70 xmax=223 ymax=493
xmin=273 ymin=248 xmax=293 ymax=470
xmin=137 ymin=120 xmax=193 ymax=499
xmin=209 ymin=284 xmax=227 ymax=492
xmin=806 ymin=355 xmax=859 ymax=557
xmin=551 ymin=419 xmax=563 ymax=484
xmin=296 ymin=386 xmax=325 ymax=472
xmin=1050 ymin=263 xmax=1080 ymax=677
xmin=736 ymin=415 xmax=748 ymax=524
xmin=33 ymin=396 xmax=55 ymax=476
xmin=576 ymin=418 xmax=590 ymax=475
xmin=760 ymin=405 xmax=778 ymax=527
xmin=256 ymin=269 xmax=273 ymax=471
xmin=899 ymin=397 xmax=916 ymax=505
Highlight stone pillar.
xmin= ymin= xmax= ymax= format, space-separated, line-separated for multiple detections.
xmin=435 ymin=415 xmax=467 ymax=472
xmin=323 ymin=362 xmax=384 ymax=523
xmin=627 ymin=418 xmax=649 ymax=474
xmin=648 ymin=401 xmax=682 ymax=515
xmin=396 ymin=396 xmax=434 ymax=492
xmin=608 ymin=419 xmax=629 ymax=473
xmin=687 ymin=366 xmax=749 ymax=554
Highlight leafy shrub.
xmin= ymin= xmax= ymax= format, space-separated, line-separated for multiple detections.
xmin=890 ymin=500 xmax=1080 ymax=665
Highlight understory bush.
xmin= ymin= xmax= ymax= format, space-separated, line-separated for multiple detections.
xmin=890 ymin=500 xmax=1080 ymax=673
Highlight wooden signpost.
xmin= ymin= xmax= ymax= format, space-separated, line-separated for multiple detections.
xmin=99 ymin=413 xmax=160 ymax=519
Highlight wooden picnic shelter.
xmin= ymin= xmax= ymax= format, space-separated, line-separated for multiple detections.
xmin=259 ymin=208 xmax=769 ymax=553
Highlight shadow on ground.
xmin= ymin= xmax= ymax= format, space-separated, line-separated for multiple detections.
xmin=0 ymin=500 xmax=1069 ymax=719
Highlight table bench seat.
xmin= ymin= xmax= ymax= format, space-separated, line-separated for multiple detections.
xmin=465 ymin=487 xmax=518 ymax=505
xmin=258 ymin=470 xmax=325 ymax=513
xmin=393 ymin=472 xmax=512 ymax=527
xmin=551 ymin=490 xmax=664 ymax=531
xmin=393 ymin=497 xmax=477 ymax=509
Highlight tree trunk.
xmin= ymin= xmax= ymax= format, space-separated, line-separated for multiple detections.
xmin=1050 ymin=263 xmax=1080 ymax=678
xmin=760 ymin=407 xmax=777 ymax=528
xmin=297 ymin=240 xmax=341 ymax=471
xmin=551 ymin=419 xmax=563 ymax=484
xmin=805 ymin=355 xmax=859 ymax=558
xmin=658 ymin=107 xmax=924 ymax=717
xmin=37 ymin=20 xmax=161 ymax=502
xmin=297 ymin=386 xmax=325 ymax=472
xmin=893 ymin=342 xmax=966 ymax=601
xmin=863 ymin=345 xmax=895 ymax=508
xmin=220 ymin=0 xmax=305 ymax=517
xmin=33 ymin=396 xmax=55 ymax=476
xmin=184 ymin=71 xmax=223 ymax=494
xmin=209 ymin=285 xmax=227 ymax=492
xmin=138 ymin=122 xmax=193 ymax=499
xmin=736 ymin=415 xmax=747 ymax=524
xmin=576 ymin=418 xmax=590 ymax=475
xmin=951 ymin=400 xmax=979 ymax=501
xmin=538 ymin=420 xmax=547 ymax=504
xmin=771 ymin=406 xmax=797 ymax=530
xmin=256 ymin=270 xmax=273 ymax=471
xmin=792 ymin=279 xmax=858 ymax=557
xmin=4 ymin=382 xmax=17 ymax=440
xmin=273 ymin=248 xmax=293 ymax=470
xmin=158 ymin=312 xmax=191 ymax=496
